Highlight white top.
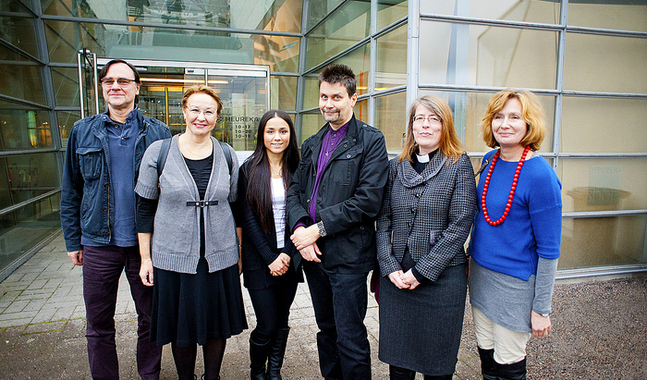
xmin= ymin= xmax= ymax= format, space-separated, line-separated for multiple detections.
xmin=271 ymin=177 xmax=286 ymax=249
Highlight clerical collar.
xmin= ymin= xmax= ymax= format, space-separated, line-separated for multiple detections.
xmin=416 ymin=153 xmax=430 ymax=163
xmin=415 ymin=149 xmax=438 ymax=163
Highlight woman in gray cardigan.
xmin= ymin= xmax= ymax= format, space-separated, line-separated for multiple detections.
xmin=136 ymin=85 xmax=247 ymax=380
xmin=376 ymin=95 xmax=477 ymax=380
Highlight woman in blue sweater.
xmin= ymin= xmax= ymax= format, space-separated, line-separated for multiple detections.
xmin=469 ymin=89 xmax=562 ymax=380
xmin=236 ymin=110 xmax=302 ymax=380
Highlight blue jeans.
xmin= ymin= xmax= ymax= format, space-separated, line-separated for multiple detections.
xmin=82 ymin=245 xmax=162 ymax=380
xmin=303 ymin=261 xmax=371 ymax=380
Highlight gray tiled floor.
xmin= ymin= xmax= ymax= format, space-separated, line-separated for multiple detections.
xmin=2 ymin=233 xmax=647 ymax=379
xmin=0 ymin=234 xmax=485 ymax=379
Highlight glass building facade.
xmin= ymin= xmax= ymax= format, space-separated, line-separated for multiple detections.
xmin=1 ymin=0 xmax=645 ymax=280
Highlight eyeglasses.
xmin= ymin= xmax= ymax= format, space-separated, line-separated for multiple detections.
xmin=187 ymin=108 xmax=217 ymax=118
xmin=101 ymin=77 xmax=136 ymax=87
xmin=413 ymin=115 xmax=442 ymax=124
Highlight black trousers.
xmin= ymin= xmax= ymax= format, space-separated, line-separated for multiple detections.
xmin=248 ymin=279 xmax=298 ymax=344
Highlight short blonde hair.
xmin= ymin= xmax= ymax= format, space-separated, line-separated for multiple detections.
xmin=480 ymin=89 xmax=546 ymax=151
xmin=182 ymin=85 xmax=223 ymax=116
xmin=399 ymin=95 xmax=464 ymax=164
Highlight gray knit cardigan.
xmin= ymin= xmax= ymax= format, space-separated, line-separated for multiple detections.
xmin=135 ymin=134 xmax=239 ymax=274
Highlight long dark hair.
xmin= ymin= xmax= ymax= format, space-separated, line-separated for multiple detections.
xmin=244 ymin=110 xmax=300 ymax=233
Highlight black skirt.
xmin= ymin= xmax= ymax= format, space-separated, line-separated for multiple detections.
xmin=151 ymin=258 xmax=248 ymax=347
xmin=378 ymin=264 xmax=467 ymax=375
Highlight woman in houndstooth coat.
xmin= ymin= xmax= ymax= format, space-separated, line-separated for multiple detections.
xmin=376 ymin=95 xmax=477 ymax=380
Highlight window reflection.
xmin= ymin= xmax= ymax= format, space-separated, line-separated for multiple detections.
xmin=270 ymin=76 xmax=298 ymax=111
xmin=561 ymin=215 xmax=647 ymax=269
xmin=45 ymin=21 xmax=101 ymax=63
xmin=325 ymin=45 xmax=371 ymax=96
xmin=252 ymin=35 xmax=300 ymax=73
xmin=564 ymin=33 xmax=647 ymax=93
xmin=0 ymin=16 xmax=39 ymax=57
xmin=419 ymin=21 xmax=558 ymax=89
xmin=300 ymin=112 xmax=325 ymax=144
xmin=561 ymin=97 xmax=647 ymax=154
xmin=0 ymin=193 xmax=61 ymax=271
xmin=568 ymin=1 xmax=647 ymax=32
xmin=420 ymin=0 xmax=561 ymax=25
xmin=558 ymin=158 xmax=647 ymax=214
xmin=42 ymin=0 xmax=302 ymax=32
xmin=377 ymin=0 xmax=407 ymax=31
xmin=51 ymin=68 xmax=80 ymax=108
xmin=0 ymin=105 xmax=53 ymax=151
xmin=376 ymin=25 xmax=407 ymax=91
xmin=306 ymin=1 xmax=371 ymax=70
xmin=308 ymin=0 xmax=344 ymax=31
xmin=356 ymin=99 xmax=368 ymax=128
xmin=303 ymin=75 xmax=321 ymax=111
xmin=57 ymin=111 xmax=81 ymax=149
xmin=2 ymin=0 xmax=32 ymax=12
xmin=375 ymin=92 xmax=407 ymax=152
xmin=0 ymin=153 xmax=60 ymax=209
xmin=44 ymin=19 xmax=299 ymax=72
xmin=0 ymin=46 xmax=47 ymax=106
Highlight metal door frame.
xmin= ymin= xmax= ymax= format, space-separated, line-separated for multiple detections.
xmin=77 ymin=54 xmax=271 ymax=117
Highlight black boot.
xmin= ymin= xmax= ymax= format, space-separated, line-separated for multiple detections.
xmin=478 ymin=347 xmax=497 ymax=380
xmin=497 ymin=358 xmax=526 ymax=380
xmin=266 ymin=327 xmax=290 ymax=380
xmin=250 ymin=337 xmax=270 ymax=380
xmin=423 ymin=375 xmax=453 ymax=380
xmin=389 ymin=365 xmax=416 ymax=380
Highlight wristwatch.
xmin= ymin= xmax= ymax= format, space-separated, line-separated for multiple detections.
xmin=317 ymin=221 xmax=327 ymax=237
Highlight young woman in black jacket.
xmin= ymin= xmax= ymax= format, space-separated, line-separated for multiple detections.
xmin=236 ymin=110 xmax=302 ymax=380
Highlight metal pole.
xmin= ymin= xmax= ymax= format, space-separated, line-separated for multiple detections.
xmin=295 ymin=0 xmax=310 ymax=143
xmin=77 ymin=49 xmax=86 ymax=119
xmin=552 ymin=0 xmax=569 ymax=171
xmin=368 ymin=0 xmax=377 ymax=127
xmin=407 ymin=0 xmax=420 ymax=106
xmin=92 ymin=52 xmax=99 ymax=115
xmin=165 ymin=87 xmax=169 ymax=127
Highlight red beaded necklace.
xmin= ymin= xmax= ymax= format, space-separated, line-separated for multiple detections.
xmin=481 ymin=146 xmax=531 ymax=226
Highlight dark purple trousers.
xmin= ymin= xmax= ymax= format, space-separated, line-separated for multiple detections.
xmin=82 ymin=245 xmax=162 ymax=380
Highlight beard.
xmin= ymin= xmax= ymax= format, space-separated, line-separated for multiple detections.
xmin=321 ymin=109 xmax=341 ymax=123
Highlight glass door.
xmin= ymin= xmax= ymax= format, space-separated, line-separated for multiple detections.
xmin=208 ymin=67 xmax=269 ymax=151
xmin=80 ymin=57 xmax=270 ymax=150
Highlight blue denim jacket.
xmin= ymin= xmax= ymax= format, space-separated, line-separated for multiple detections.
xmin=60 ymin=110 xmax=171 ymax=252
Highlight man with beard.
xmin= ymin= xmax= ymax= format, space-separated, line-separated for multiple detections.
xmin=287 ymin=64 xmax=389 ymax=380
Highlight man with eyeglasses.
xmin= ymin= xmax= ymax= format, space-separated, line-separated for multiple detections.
xmin=61 ymin=59 xmax=171 ymax=380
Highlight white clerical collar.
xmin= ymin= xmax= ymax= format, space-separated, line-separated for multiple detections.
xmin=416 ymin=153 xmax=430 ymax=163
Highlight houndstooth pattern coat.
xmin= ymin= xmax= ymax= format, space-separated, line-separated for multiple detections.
xmin=376 ymin=153 xmax=477 ymax=282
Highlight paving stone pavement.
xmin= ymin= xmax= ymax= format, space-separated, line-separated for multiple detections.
xmin=0 ymin=233 xmax=645 ymax=379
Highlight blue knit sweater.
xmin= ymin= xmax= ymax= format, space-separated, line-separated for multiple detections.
xmin=469 ymin=150 xmax=562 ymax=281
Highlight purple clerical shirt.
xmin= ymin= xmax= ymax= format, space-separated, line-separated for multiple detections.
xmin=308 ymin=122 xmax=350 ymax=222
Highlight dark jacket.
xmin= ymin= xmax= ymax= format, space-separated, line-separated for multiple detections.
xmin=60 ymin=111 xmax=171 ymax=252
xmin=376 ymin=153 xmax=477 ymax=282
xmin=237 ymin=161 xmax=302 ymax=289
xmin=286 ymin=115 xmax=389 ymax=273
